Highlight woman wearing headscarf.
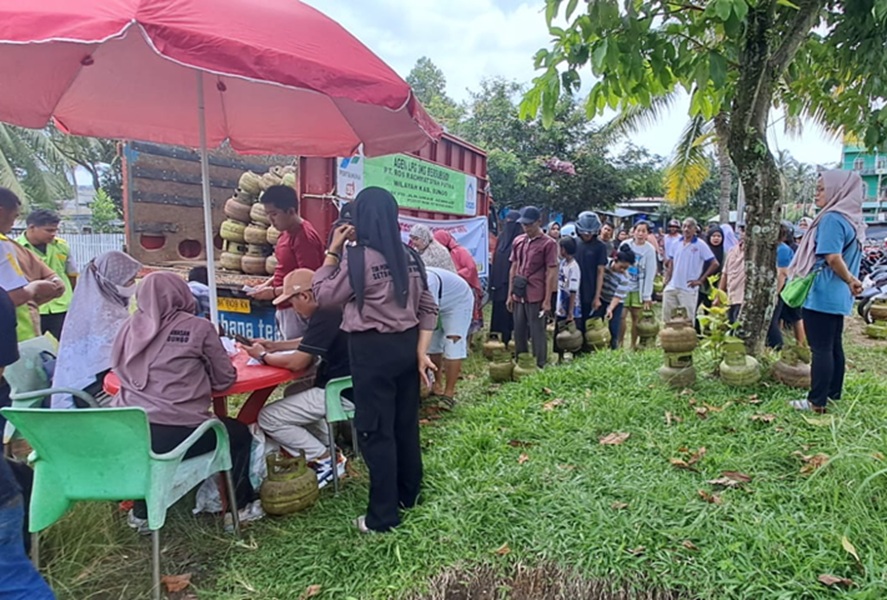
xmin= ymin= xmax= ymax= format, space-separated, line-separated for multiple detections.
xmin=408 ymin=224 xmax=456 ymax=272
xmin=489 ymin=211 xmax=522 ymax=345
xmin=314 ymin=187 xmax=438 ymax=533
xmin=51 ymin=251 xmax=142 ymax=408
xmin=697 ymin=225 xmax=725 ymax=330
xmin=788 ymin=171 xmax=865 ymax=414
xmin=111 ymin=272 xmax=260 ymax=530
xmin=433 ymin=229 xmax=484 ymax=333
xmin=546 ymin=221 xmax=561 ymax=240
xmin=720 ymin=223 xmax=739 ymax=256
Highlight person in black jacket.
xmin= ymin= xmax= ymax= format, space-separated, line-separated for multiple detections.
xmin=489 ymin=210 xmax=522 ymax=345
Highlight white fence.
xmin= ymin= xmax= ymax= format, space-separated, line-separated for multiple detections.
xmin=64 ymin=233 xmax=126 ymax=268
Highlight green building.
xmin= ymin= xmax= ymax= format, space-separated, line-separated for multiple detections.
xmin=842 ymin=140 xmax=887 ymax=223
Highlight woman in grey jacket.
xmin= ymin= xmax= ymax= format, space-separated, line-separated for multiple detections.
xmin=620 ymin=221 xmax=658 ymax=349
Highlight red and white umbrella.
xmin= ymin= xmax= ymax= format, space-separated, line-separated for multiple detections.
xmin=0 ymin=0 xmax=441 ymax=320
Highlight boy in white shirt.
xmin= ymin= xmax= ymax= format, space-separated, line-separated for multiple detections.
xmin=554 ymin=236 xmax=581 ymax=361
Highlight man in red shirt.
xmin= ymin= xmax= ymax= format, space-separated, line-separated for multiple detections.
xmin=249 ymin=185 xmax=324 ymax=339
xmin=507 ymin=206 xmax=558 ymax=368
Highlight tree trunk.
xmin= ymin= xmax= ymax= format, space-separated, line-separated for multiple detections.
xmin=727 ymin=2 xmax=780 ymax=354
xmin=713 ymin=112 xmax=732 ymax=224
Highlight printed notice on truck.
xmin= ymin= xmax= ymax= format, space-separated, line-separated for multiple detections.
xmin=337 ymin=154 xmax=477 ymax=216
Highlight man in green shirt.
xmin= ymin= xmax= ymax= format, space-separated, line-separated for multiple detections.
xmin=17 ymin=210 xmax=78 ymax=340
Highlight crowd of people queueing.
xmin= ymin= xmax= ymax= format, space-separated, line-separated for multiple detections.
xmin=489 ymin=170 xmax=866 ymax=418
xmin=0 ymin=168 xmax=867 ymax=597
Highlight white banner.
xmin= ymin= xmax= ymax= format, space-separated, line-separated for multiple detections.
xmin=397 ymin=214 xmax=489 ymax=278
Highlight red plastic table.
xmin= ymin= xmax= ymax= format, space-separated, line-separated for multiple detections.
xmin=103 ymin=350 xmax=298 ymax=424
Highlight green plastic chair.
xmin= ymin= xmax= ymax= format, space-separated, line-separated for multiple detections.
xmin=324 ymin=376 xmax=357 ymax=493
xmin=0 ymin=407 xmax=240 ymax=600
xmin=2 ymin=334 xmax=99 ymax=449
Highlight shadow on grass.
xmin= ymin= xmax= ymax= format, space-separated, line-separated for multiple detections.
xmin=408 ymin=563 xmax=686 ymax=600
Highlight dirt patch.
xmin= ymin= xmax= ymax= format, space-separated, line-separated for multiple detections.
xmin=408 ymin=563 xmax=687 ymax=600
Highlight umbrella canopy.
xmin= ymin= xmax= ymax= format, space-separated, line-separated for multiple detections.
xmin=0 ymin=0 xmax=441 ymax=326
xmin=0 ymin=0 xmax=441 ymax=156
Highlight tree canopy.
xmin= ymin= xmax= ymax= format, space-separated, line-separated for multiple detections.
xmin=522 ymin=0 xmax=887 ymax=351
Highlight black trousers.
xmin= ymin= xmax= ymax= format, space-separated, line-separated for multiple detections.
xmin=766 ymin=299 xmax=784 ymax=350
xmin=133 ymin=418 xmax=255 ymax=519
xmin=802 ymin=308 xmax=845 ymax=408
xmin=490 ymin=300 xmax=514 ymax=345
xmin=39 ymin=312 xmax=66 ymax=342
xmin=349 ymin=327 xmax=422 ymax=532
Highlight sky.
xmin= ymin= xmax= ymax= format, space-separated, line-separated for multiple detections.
xmin=302 ymin=0 xmax=843 ymax=167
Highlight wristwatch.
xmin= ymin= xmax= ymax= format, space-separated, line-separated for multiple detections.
xmin=258 ymin=351 xmax=268 ymax=364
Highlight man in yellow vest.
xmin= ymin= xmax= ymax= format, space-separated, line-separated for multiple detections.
xmin=0 ymin=190 xmax=64 ymax=342
xmin=17 ymin=210 xmax=78 ymax=340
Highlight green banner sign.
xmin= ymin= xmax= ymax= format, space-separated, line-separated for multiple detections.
xmin=361 ymin=154 xmax=478 ymax=216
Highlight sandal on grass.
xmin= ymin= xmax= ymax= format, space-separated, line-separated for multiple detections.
xmin=434 ymin=395 xmax=456 ymax=411
xmin=789 ymin=399 xmax=827 ymax=414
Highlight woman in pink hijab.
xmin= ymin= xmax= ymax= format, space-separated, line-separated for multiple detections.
xmin=434 ymin=230 xmax=484 ymax=332
xmin=111 ymin=271 xmax=261 ymax=530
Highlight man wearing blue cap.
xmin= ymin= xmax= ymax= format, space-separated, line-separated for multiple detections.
xmin=507 ymin=206 xmax=558 ymax=368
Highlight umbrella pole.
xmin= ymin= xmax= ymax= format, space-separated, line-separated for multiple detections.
xmin=196 ymin=70 xmax=220 ymax=324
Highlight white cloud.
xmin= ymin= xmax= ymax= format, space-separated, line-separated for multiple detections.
xmin=304 ymin=1 xmax=841 ymax=168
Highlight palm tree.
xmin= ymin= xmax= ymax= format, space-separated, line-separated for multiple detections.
xmin=604 ymin=92 xmax=734 ymax=223
xmin=0 ymin=123 xmax=73 ymax=210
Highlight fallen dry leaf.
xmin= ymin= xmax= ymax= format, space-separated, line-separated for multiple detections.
xmin=680 ymin=388 xmax=694 ymax=396
xmin=664 ymin=411 xmax=683 ymax=426
xmin=707 ymin=472 xmax=752 ymax=488
xmin=611 ymin=501 xmax=629 ymax=510
xmin=873 ymin=452 xmax=885 ymax=461
xmin=670 ymin=458 xmax=696 ymax=471
xmin=750 ymin=413 xmax=777 ymax=423
xmin=418 ymin=419 xmax=432 ymax=425
xmin=721 ymin=471 xmax=752 ymax=483
xmin=681 ymin=540 xmax=699 ymax=551
xmin=818 ymin=574 xmax=854 ymax=588
xmin=798 ymin=453 xmax=829 ymax=475
xmin=465 ymin=374 xmax=477 ymax=381
xmin=507 ymin=439 xmax=533 ymax=448
xmin=802 ymin=415 xmax=833 ymax=427
xmin=747 ymin=393 xmax=761 ymax=404
xmin=697 ymin=489 xmax=723 ymax=504
xmin=161 ymin=573 xmax=192 ymax=593
xmin=599 ymin=432 xmax=631 ymax=445
xmin=627 ymin=546 xmax=646 ymax=556
xmin=518 ymin=453 xmax=530 ymax=465
xmin=841 ymin=536 xmax=861 ymax=563
xmin=300 ymin=584 xmax=322 ymax=600
xmin=704 ymin=402 xmax=732 ymax=413
xmin=688 ymin=447 xmax=707 ymax=466
xmin=493 ymin=542 xmax=511 ymax=556
xmin=542 ymin=398 xmax=564 ymax=411
xmin=694 ymin=406 xmax=708 ymax=419
xmin=542 ymin=386 xmax=553 ymax=395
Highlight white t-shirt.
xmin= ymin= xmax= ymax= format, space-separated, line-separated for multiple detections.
xmin=0 ymin=237 xmax=28 ymax=291
xmin=425 ymin=267 xmax=473 ymax=317
xmin=663 ymin=233 xmax=682 ymax=260
xmin=556 ymin=257 xmax=581 ymax=318
xmin=666 ymin=236 xmax=715 ymax=292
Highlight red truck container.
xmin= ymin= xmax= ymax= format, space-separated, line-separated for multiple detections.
xmin=121 ymin=133 xmax=493 ymax=339
xmin=122 ymin=132 xmax=492 ymax=265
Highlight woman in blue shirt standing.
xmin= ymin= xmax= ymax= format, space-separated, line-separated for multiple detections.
xmin=788 ymin=171 xmax=865 ymax=414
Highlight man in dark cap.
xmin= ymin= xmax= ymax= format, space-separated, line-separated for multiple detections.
xmin=507 ymin=206 xmax=558 ymax=368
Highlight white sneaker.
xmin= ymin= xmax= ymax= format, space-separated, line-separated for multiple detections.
xmin=310 ymin=453 xmax=347 ymax=489
xmin=126 ymin=510 xmax=151 ymax=535
xmin=224 ymin=499 xmax=264 ymax=532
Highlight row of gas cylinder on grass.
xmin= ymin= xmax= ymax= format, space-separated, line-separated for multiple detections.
xmin=658 ymin=307 xmax=811 ymax=389
xmin=864 ymin=299 xmax=887 ymax=339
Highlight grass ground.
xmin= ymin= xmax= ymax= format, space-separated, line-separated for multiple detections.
xmin=36 ymin=318 xmax=887 ymax=599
